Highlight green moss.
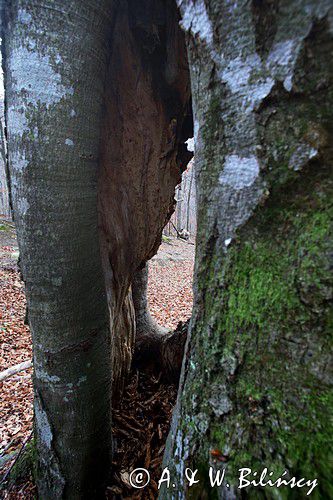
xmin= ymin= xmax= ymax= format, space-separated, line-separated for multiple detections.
xmin=8 ymin=438 xmax=36 ymax=486
xmin=162 ymin=234 xmax=171 ymax=244
xmin=170 ymin=17 xmax=333 ymax=498
xmin=0 ymin=221 xmax=13 ymax=232
xmin=225 ymin=243 xmax=299 ymax=333
xmin=182 ymin=165 xmax=333 ymax=498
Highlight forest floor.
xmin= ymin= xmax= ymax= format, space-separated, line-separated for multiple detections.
xmin=0 ymin=221 xmax=194 ymax=499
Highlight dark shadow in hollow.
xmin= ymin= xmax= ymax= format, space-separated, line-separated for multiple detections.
xmin=103 ymin=1 xmax=195 ymax=495
xmin=98 ymin=0 xmax=193 ymax=395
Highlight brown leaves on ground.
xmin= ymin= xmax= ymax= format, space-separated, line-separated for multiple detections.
xmin=148 ymin=239 xmax=194 ymax=330
xmin=108 ymin=370 xmax=177 ymax=500
xmin=0 ymin=250 xmax=33 ymax=455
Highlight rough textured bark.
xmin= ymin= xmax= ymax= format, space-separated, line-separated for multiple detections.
xmin=98 ymin=0 xmax=192 ymax=394
xmin=161 ymin=1 xmax=333 ymax=498
xmin=2 ymin=1 xmax=114 ymax=497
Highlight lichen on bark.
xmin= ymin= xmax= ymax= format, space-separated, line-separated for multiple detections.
xmin=161 ymin=1 xmax=333 ymax=498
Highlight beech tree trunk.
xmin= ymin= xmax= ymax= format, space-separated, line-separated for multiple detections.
xmin=2 ymin=1 xmax=114 ymax=497
xmin=186 ymin=163 xmax=194 ymax=233
xmin=161 ymin=1 xmax=333 ymax=498
xmin=132 ymin=262 xmax=187 ymax=382
xmin=132 ymin=262 xmax=168 ymax=341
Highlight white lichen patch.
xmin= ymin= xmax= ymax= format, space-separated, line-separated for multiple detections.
xmin=16 ymin=197 xmax=30 ymax=217
xmin=224 ymin=238 xmax=232 ymax=247
xmin=220 ymin=54 xmax=259 ymax=94
xmin=34 ymin=399 xmax=53 ymax=449
xmin=267 ymin=40 xmax=296 ymax=70
xmin=10 ymin=46 xmax=74 ymax=109
xmin=7 ymin=106 xmax=28 ymax=136
xmin=65 ymin=138 xmax=74 ymax=146
xmin=10 ymin=149 xmax=29 ymax=173
xmin=248 ymin=79 xmax=274 ymax=110
xmin=174 ymin=427 xmax=190 ymax=484
xmin=219 ymin=155 xmax=260 ymax=189
xmin=219 ymin=54 xmax=274 ymax=110
xmin=267 ymin=39 xmax=298 ymax=92
xmin=35 ymin=365 xmax=61 ymax=384
xmin=180 ymin=0 xmax=213 ymax=45
xmin=18 ymin=9 xmax=32 ymax=24
xmin=288 ymin=143 xmax=318 ymax=171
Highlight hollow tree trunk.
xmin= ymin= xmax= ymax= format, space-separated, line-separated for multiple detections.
xmin=2 ymin=1 xmax=114 ymax=497
xmin=161 ymin=1 xmax=333 ymax=498
xmin=98 ymin=0 xmax=193 ymax=394
xmin=2 ymin=0 xmax=192 ymax=495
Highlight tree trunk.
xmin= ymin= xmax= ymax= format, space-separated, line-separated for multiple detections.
xmin=161 ymin=1 xmax=333 ymax=498
xmin=0 ymin=114 xmax=10 ymax=217
xmin=186 ymin=163 xmax=194 ymax=233
xmin=132 ymin=262 xmax=168 ymax=342
xmin=2 ymin=0 xmax=192 ymax=495
xmin=176 ymin=184 xmax=183 ymax=232
xmin=2 ymin=1 xmax=114 ymax=497
xmin=132 ymin=262 xmax=187 ymax=382
xmin=0 ymin=48 xmax=10 ymax=218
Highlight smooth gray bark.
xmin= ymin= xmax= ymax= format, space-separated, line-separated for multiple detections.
xmin=132 ymin=262 xmax=187 ymax=382
xmin=3 ymin=1 xmax=113 ymax=497
xmin=2 ymin=0 xmax=192 ymax=496
xmin=0 ymin=114 xmax=10 ymax=217
xmin=161 ymin=1 xmax=333 ymax=498
xmin=132 ymin=262 xmax=168 ymax=342
xmin=185 ymin=164 xmax=194 ymax=233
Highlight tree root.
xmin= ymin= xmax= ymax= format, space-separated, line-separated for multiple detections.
xmin=133 ymin=320 xmax=188 ymax=383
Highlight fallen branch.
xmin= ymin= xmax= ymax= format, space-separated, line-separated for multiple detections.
xmin=0 ymin=360 xmax=32 ymax=383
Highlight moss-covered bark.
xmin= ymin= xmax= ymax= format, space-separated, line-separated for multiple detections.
xmin=161 ymin=1 xmax=333 ymax=498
